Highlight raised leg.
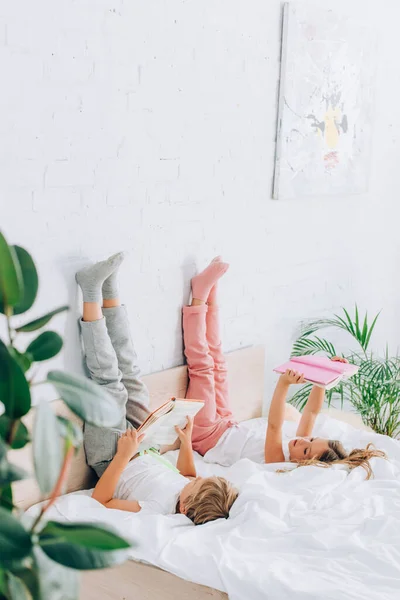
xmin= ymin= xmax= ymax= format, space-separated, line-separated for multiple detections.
xmin=80 ymin=311 xmax=129 ymax=477
xmin=206 ymin=285 xmax=234 ymax=420
xmin=102 ymin=303 xmax=150 ymax=429
xmin=183 ymin=303 xmax=218 ymax=428
xmin=184 ymin=258 xmax=232 ymax=454
xmin=76 ymin=256 xmax=130 ymax=477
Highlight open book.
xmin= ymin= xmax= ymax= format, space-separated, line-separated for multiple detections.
xmin=137 ymin=398 xmax=204 ymax=452
xmin=273 ymin=355 xmax=359 ymax=390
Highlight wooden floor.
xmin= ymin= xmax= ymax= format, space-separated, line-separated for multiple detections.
xmin=81 ymin=561 xmax=227 ymax=600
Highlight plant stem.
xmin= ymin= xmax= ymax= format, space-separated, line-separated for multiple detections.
xmin=30 ymin=443 xmax=74 ymax=533
xmin=7 ymin=419 xmax=19 ymax=446
xmin=6 ymin=307 xmax=14 ymax=347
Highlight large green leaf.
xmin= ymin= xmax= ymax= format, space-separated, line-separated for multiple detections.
xmin=0 ymin=458 xmax=28 ymax=486
xmin=47 ymin=371 xmax=123 ymax=427
xmin=27 ymin=332 xmax=63 ymax=362
xmin=16 ymin=306 xmax=69 ymax=333
xmin=33 ymin=547 xmax=79 ymax=600
xmin=0 ymin=569 xmax=7 ymax=596
xmin=39 ymin=536 xmax=129 ymax=570
xmin=0 ymin=506 xmax=33 ymax=565
xmin=0 ymin=341 xmax=31 ymax=419
xmin=0 ymin=461 xmax=28 ymax=485
xmin=12 ymin=246 xmax=39 ymax=315
xmin=0 ymin=416 xmax=30 ymax=450
xmin=56 ymin=417 xmax=83 ymax=449
xmin=40 ymin=522 xmax=131 ymax=551
xmin=0 ymin=436 xmax=29 ymax=485
xmin=0 ymin=231 xmax=23 ymax=312
xmin=6 ymin=572 xmax=30 ymax=600
xmin=33 ymin=401 xmax=63 ymax=496
xmin=7 ymin=348 xmax=32 ymax=374
xmin=0 ymin=436 xmax=7 ymax=462
xmin=8 ymin=568 xmax=40 ymax=600
xmin=0 ymin=485 xmax=13 ymax=510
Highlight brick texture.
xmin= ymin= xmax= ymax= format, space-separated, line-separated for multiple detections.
xmin=1 ymin=0 xmax=400 ymax=407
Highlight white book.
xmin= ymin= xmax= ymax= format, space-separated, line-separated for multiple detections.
xmin=137 ymin=397 xmax=204 ymax=452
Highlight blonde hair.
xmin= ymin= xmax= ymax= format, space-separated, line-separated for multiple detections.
xmin=178 ymin=476 xmax=238 ymax=525
xmin=293 ymin=441 xmax=387 ymax=480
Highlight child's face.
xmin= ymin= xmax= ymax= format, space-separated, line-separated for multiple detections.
xmin=179 ymin=477 xmax=204 ymax=514
xmin=288 ymin=437 xmax=330 ymax=462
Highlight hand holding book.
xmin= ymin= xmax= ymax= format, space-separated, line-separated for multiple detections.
xmin=137 ymin=398 xmax=204 ymax=452
xmin=279 ymin=370 xmax=307 ymax=385
xmin=117 ymin=428 xmax=146 ymax=461
xmin=175 ymin=416 xmax=194 ymax=446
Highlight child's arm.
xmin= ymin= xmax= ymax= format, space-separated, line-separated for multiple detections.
xmin=92 ymin=428 xmax=144 ymax=512
xmin=296 ymin=356 xmax=348 ymax=438
xmin=265 ymin=370 xmax=305 ymax=463
xmin=175 ymin=417 xmax=197 ymax=478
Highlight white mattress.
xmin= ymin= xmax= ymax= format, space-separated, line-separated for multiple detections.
xmin=27 ymin=416 xmax=400 ymax=600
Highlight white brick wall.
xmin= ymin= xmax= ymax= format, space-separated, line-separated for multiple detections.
xmin=1 ymin=0 xmax=400 ymax=408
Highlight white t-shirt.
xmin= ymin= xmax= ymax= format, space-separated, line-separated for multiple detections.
xmin=204 ymin=418 xmax=297 ymax=467
xmin=115 ymin=454 xmax=189 ymax=515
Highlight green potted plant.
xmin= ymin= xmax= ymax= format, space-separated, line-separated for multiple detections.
xmin=0 ymin=231 xmax=133 ymax=600
xmin=289 ymin=306 xmax=400 ymax=438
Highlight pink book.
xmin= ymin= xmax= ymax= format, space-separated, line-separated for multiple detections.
xmin=273 ymin=355 xmax=359 ymax=390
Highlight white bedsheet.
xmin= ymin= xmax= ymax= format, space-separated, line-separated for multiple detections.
xmin=27 ymin=416 xmax=400 ymax=600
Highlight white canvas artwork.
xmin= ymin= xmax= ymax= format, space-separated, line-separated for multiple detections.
xmin=273 ymin=3 xmax=376 ymax=199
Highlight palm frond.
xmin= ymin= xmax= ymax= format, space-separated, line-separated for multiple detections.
xmin=343 ymin=306 xmax=357 ymax=338
xmin=291 ymin=306 xmax=400 ymax=438
xmin=291 ymin=336 xmax=337 ymax=358
xmin=288 ymin=383 xmax=313 ymax=410
xmin=361 ymin=312 xmax=369 ymax=349
xmin=299 ymin=317 xmax=342 ymax=338
xmin=298 ymin=306 xmax=381 ymax=353
xmin=365 ymin=312 xmax=381 ymax=350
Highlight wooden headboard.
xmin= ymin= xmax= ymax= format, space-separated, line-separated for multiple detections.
xmin=11 ymin=346 xmax=265 ymax=509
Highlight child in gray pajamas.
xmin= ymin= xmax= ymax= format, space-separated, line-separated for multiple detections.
xmin=76 ymin=253 xmax=238 ymax=524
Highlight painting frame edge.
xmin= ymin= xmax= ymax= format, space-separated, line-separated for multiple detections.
xmin=272 ymin=2 xmax=290 ymax=201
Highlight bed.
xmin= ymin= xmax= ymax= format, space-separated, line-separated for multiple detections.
xmin=10 ymin=346 xmax=400 ymax=599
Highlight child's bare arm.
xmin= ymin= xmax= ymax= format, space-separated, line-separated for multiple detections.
xmin=175 ymin=417 xmax=197 ymax=478
xmin=265 ymin=370 xmax=305 ymax=463
xmin=295 ymin=385 xmax=325 ymax=438
xmin=92 ymin=429 xmax=144 ymax=510
xmin=104 ymin=499 xmax=141 ymax=512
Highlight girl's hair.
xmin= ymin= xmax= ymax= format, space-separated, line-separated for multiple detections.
xmin=296 ymin=441 xmax=387 ymax=480
xmin=177 ymin=476 xmax=239 ymax=525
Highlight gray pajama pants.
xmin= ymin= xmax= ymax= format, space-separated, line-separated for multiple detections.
xmin=81 ymin=305 xmax=150 ymax=476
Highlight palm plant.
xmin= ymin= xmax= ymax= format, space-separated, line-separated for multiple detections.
xmin=290 ymin=305 xmax=400 ymax=438
xmin=0 ymin=231 xmax=133 ymax=600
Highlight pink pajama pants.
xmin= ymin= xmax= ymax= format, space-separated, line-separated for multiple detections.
xmin=183 ymin=304 xmax=236 ymax=455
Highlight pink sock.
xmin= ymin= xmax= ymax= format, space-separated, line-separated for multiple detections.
xmin=192 ymin=258 xmax=229 ymax=302
xmin=208 ymin=257 xmax=222 ymax=304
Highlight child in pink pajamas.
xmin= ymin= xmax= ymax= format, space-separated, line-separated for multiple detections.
xmin=183 ymin=257 xmax=254 ymax=465
xmin=183 ymin=258 xmax=236 ymax=457
xmin=183 ymin=258 xmax=384 ymax=473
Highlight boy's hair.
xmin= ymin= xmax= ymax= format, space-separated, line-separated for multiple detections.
xmin=181 ymin=476 xmax=239 ymax=525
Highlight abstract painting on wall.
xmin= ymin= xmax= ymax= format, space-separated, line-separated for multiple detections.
xmin=273 ymin=2 xmax=376 ymax=199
